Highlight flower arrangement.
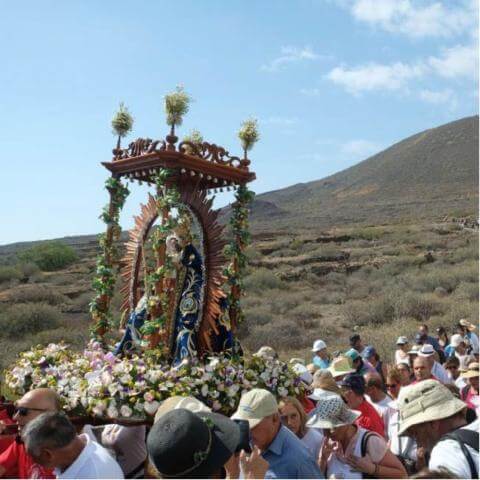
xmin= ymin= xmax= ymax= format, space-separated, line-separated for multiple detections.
xmin=238 ymin=118 xmax=259 ymax=156
xmin=5 ymin=342 xmax=305 ymax=420
xmin=112 ymin=102 xmax=134 ymax=151
xmin=164 ymin=86 xmax=192 ymax=133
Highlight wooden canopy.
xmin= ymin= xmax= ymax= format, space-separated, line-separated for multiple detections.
xmin=102 ymin=136 xmax=256 ymax=189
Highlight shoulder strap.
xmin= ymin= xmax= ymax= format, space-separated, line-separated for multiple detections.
xmin=441 ymin=429 xmax=479 ymax=478
xmin=360 ymin=431 xmax=376 ymax=479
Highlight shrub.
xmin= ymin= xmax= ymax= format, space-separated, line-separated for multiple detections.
xmin=0 ymin=266 xmax=21 ymax=284
xmin=17 ymin=242 xmax=78 ymax=271
xmin=0 ymin=303 xmax=61 ymax=338
xmin=244 ymin=268 xmax=284 ymax=292
xmin=16 ymin=262 xmax=40 ymax=279
xmin=9 ymin=286 xmax=67 ymax=305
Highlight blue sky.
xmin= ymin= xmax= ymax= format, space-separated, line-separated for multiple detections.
xmin=0 ymin=0 xmax=478 ymax=244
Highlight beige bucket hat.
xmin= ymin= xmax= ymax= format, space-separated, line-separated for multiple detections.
xmin=461 ymin=362 xmax=479 ymax=379
xmin=328 ymin=356 xmax=355 ymax=378
xmin=306 ymin=394 xmax=359 ymax=429
xmin=154 ymin=395 xmax=211 ymax=423
xmin=397 ymin=380 xmax=466 ymax=435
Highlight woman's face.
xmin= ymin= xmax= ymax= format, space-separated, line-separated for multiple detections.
xmin=323 ymin=425 xmax=346 ymax=442
xmin=385 ymin=377 xmax=401 ymax=399
xmin=397 ymin=364 xmax=411 ymax=384
xmin=280 ymin=403 xmax=302 ymax=437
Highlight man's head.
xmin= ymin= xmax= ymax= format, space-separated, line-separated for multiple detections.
xmin=397 ymin=380 xmax=467 ymax=452
xmin=417 ymin=344 xmax=435 ymax=368
xmin=413 ymin=356 xmax=432 ymax=382
xmin=364 ymin=373 xmax=384 ymax=402
xmin=339 ymin=373 xmax=365 ymax=409
xmin=231 ymin=389 xmax=279 ymax=451
xmin=13 ymin=388 xmax=61 ymax=433
xmin=345 ymin=348 xmax=362 ymax=371
xmin=444 ymin=356 xmax=461 ymax=380
xmin=311 ymin=339 xmax=328 ymax=359
xmin=22 ymin=412 xmax=76 ymax=469
xmin=349 ymin=334 xmax=363 ymax=352
xmin=396 ymin=336 xmax=409 ymax=352
xmin=418 ymin=324 xmax=429 ymax=337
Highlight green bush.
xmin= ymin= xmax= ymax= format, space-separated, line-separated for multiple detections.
xmin=244 ymin=268 xmax=284 ymax=291
xmin=0 ymin=266 xmax=21 ymax=284
xmin=0 ymin=303 xmax=61 ymax=338
xmin=17 ymin=242 xmax=78 ymax=271
xmin=9 ymin=286 xmax=67 ymax=305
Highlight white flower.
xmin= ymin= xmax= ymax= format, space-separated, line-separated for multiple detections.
xmin=107 ymin=405 xmax=119 ymax=419
xmin=120 ymin=405 xmax=133 ymax=418
xmin=277 ymin=387 xmax=288 ymax=397
xmin=144 ymin=401 xmax=160 ymax=416
xmin=201 ymin=384 xmax=209 ymax=397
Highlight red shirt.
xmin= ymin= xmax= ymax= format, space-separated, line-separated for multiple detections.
xmin=0 ymin=440 xmax=55 ymax=479
xmin=299 ymin=395 xmax=316 ymax=414
xmin=355 ymin=400 xmax=385 ymax=438
xmin=0 ymin=409 xmax=15 ymax=455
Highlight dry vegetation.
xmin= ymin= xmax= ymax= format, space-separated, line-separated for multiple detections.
xmin=0 ymin=220 xmax=477 ymax=372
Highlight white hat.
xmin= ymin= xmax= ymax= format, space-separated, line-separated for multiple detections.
xmin=306 ymin=394 xmax=360 ymax=429
xmin=397 ymin=380 xmax=466 ymax=435
xmin=292 ymin=363 xmax=313 ymax=385
xmin=396 ymin=336 xmax=409 ymax=345
xmin=417 ymin=344 xmax=435 ymax=357
xmin=312 ymin=340 xmax=327 ymax=352
xmin=254 ymin=346 xmax=277 ymax=360
xmin=450 ymin=334 xmax=466 ymax=348
xmin=231 ymin=389 xmax=278 ymax=428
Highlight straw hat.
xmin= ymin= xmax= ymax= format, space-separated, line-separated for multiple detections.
xmin=397 ymin=380 xmax=466 ymax=436
xmin=311 ymin=369 xmax=342 ymax=396
xmin=254 ymin=346 xmax=277 ymax=360
xmin=154 ymin=396 xmax=211 ymax=424
xmin=306 ymin=394 xmax=359 ymax=429
xmin=328 ymin=356 xmax=355 ymax=378
xmin=461 ymin=362 xmax=479 ymax=379
xmin=459 ymin=319 xmax=476 ymax=331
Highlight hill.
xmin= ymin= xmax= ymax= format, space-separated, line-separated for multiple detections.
xmin=249 ymin=115 xmax=478 ymax=231
xmin=0 ymin=116 xmax=478 ymax=370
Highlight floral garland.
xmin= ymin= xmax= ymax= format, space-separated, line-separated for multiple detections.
xmin=5 ymin=342 xmax=304 ymax=419
xmin=224 ymin=184 xmax=255 ymax=325
xmin=90 ymin=177 xmax=130 ymax=339
xmin=140 ymin=169 xmax=180 ymax=344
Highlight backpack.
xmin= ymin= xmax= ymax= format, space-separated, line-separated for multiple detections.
xmin=440 ymin=428 xmax=479 ymax=479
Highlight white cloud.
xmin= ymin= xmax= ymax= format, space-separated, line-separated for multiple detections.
xmin=262 ymin=116 xmax=300 ymax=126
xmin=419 ymin=89 xmax=458 ymax=109
xmin=341 ymin=139 xmax=382 ymax=157
xmin=326 ymin=61 xmax=424 ymax=94
xmin=299 ymin=88 xmax=322 ymax=96
xmin=428 ymin=44 xmax=478 ymax=79
xmin=346 ymin=0 xmax=477 ymax=38
xmin=261 ymin=46 xmax=323 ymax=72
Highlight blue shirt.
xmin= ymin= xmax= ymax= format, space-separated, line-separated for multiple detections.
xmin=313 ymin=356 xmax=330 ymax=369
xmin=262 ymin=425 xmax=324 ymax=479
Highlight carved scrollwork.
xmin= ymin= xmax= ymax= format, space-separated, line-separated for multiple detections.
xmin=178 ymin=141 xmax=242 ymax=168
xmin=113 ymin=138 xmax=166 ymax=160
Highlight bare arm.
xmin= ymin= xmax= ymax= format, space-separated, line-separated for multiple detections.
xmin=376 ymin=450 xmax=407 ymax=478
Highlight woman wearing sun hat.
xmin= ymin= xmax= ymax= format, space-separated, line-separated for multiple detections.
xmin=460 ymin=362 xmax=479 ymax=412
xmin=307 ymin=395 xmax=407 ymax=478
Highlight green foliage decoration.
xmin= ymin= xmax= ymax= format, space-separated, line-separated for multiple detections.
xmin=224 ymin=184 xmax=255 ymax=324
xmin=238 ymin=118 xmax=259 ymax=153
xmin=164 ymin=86 xmax=192 ymax=128
xmin=90 ymin=177 xmax=130 ymax=339
xmin=111 ymin=102 xmax=134 ymax=138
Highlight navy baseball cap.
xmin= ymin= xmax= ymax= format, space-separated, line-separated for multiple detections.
xmin=339 ymin=373 xmax=365 ymax=395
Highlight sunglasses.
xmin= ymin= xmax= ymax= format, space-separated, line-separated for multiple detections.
xmin=445 ymin=365 xmax=458 ymax=370
xmin=386 ymin=384 xmax=399 ymax=389
xmin=14 ymin=406 xmax=49 ymax=416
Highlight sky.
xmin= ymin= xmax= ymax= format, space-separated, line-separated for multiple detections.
xmin=0 ymin=0 xmax=478 ymax=245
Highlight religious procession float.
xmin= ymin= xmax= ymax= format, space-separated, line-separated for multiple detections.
xmin=6 ymin=88 xmax=304 ymax=423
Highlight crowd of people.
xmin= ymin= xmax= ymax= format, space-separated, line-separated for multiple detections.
xmin=0 ymin=318 xmax=478 ymax=479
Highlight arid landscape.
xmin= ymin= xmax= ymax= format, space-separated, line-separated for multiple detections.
xmin=0 ymin=116 xmax=478 ymax=370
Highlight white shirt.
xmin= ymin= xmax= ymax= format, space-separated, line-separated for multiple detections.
xmin=431 ymin=361 xmax=452 ymax=384
xmin=301 ymin=428 xmax=323 ymax=461
xmin=429 ymin=419 xmax=479 ymax=479
xmin=55 ymin=434 xmax=124 ymax=479
xmin=387 ymin=407 xmax=417 ymax=461
xmin=395 ymin=350 xmax=409 ymax=365
xmin=367 ymin=394 xmax=394 ymax=439
xmin=454 ymin=375 xmax=468 ymax=391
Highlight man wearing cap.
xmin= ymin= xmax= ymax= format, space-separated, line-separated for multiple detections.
xmin=345 ymin=348 xmax=376 ymax=376
xmin=417 ymin=344 xmax=451 ymax=384
xmin=349 ymin=334 xmax=364 ymax=354
xmin=231 ymin=388 xmax=324 ymax=479
xmin=339 ymin=374 xmax=385 ymax=437
xmin=397 ymin=379 xmax=479 ymax=479
xmin=311 ymin=340 xmax=330 ymax=370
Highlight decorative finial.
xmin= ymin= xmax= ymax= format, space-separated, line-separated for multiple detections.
xmin=111 ymin=102 xmax=134 ymax=158
xmin=238 ymin=118 xmax=259 ymax=168
xmin=164 ymin=85 xmax=192 ymax=150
